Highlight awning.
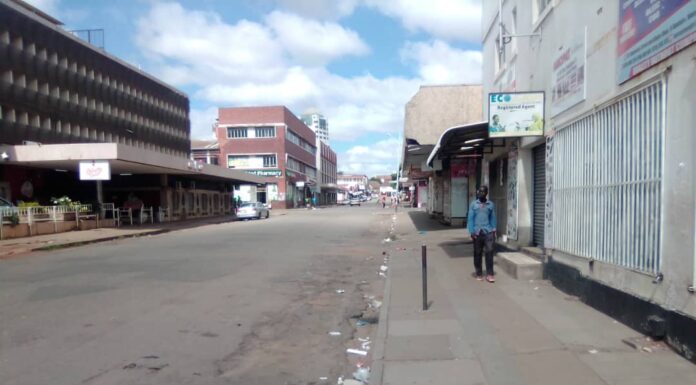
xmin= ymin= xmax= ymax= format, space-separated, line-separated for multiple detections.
xmin=426 ymin=121 xmax=489 ymax=167
xmin=0 ymin=143 xmax=266 ymax=184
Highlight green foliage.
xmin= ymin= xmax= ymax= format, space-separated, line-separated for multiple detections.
xmin=8 ymin=212 xmax=19 ymax=225
xmin=50 ymin=196 xmax=81 ymax=207
xmin=17 ymin=201 xmax=40 ymax=208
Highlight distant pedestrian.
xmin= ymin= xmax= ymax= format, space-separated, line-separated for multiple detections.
xmin=312 ymin=195 xmax=317 ymax=208
xmin=467 ymin=186 xmax=497 ymax=283
xmin=381 ymin=195 xmax=386 ymax=209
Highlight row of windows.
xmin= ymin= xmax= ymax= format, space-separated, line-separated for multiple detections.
xmin=286 ymin=156 xmax=317 ymax=179
xmin=226 ymin=126 xmax=276 ymax=139
xmin=227 ymin=154 xmax=277 ymax=169
xmin=0 ymin=106 xmax=187 ymax=156
xmin=286 ymin=129 xmax=317 ymax=155
xmin=0 ymin=105 xmax=188 ymax=156
xmin=1 ymin=70 xmax=187 ymax=139
xmin=0 ymin=30 xmax=187 ymax=118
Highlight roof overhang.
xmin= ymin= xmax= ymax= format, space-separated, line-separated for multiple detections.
xmin=0 ymin=143 xmax=266 ymax=184
xmin=426 ymin=121 xmax=490 ymax=167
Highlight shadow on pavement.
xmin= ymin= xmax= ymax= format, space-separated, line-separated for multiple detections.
xmin=406 ymin=210 xmax=455 ymax=232
xmin=439 ymin=239 xmax=474 ymax=259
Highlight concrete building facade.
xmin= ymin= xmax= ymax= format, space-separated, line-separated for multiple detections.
xmin=401 ymin=84 xmax=483 ymax=221
xmin=301 ymin=112 xmax=329 ymax=144
xmin=480 ymin=0 xmax=696 ymax=360
xmin=318 ymin=140 xmax=337 ymax=205
xmin=216 ymin=106 xmax=318 ymax=209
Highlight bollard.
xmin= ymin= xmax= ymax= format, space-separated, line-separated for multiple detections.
xmin=422 ymin=244 xmax=428 ymax=311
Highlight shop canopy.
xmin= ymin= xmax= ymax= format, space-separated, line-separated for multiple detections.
xmin=0 ymin=143 xmax=266 ymax=184
xmin=426 ymin=121 xmax=491 ymax=167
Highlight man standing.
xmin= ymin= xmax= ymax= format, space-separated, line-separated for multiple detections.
xmin=467 ymin=186 xmax=497 ymax=282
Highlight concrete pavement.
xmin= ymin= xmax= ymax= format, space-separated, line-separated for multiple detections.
xmin=372 ymin=209 xmax=696 ymax=385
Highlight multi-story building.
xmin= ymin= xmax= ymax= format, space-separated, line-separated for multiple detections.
xmin=216 ymin=106 xmax=318 ymax=208
xmin=400 ymin=84 xmax=483 ymax=213
xmin=318 ymin=140 xmax=337 ymax=205
xmin=337 ymin=173 xmax=367 ymax=192
xmin=472 ymin=0 xmax=696 ymax=360
xmin=301 ymin=112 xmax=329 ymax=144
xmin=0 ymin=0 xmax=262 ymax=231
xmin=0 ymin=0 xmax=190 ymax=155
xmin=191 ymin=140 xmax=220 ymax=165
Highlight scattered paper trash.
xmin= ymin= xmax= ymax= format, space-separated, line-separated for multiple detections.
xmin=319 ymin=377 xmax=328 ymax=381
xmin=378 ymin=272 xmax=386 ymax=278
xmin=533 ymin=287 xmax=539 ymax=290
xmin=328 ymin=331 xmax=342 ymax=336
xmin=380 ymin=265 xmax=388 ymax=272
xmin=352 ymin=367 xmax=370 ymax=383
xmin=588 ymin=349 xmax=599 ymax=354
xmin=336 ymin=289 xmax=346 ymax=294
xmin=642 ymin=347 xmax=653 ymax=353
xmin=346 ymin=348 xmax=368 ymax=356
xmin=337 ymin=375 xmax=344 ymax=384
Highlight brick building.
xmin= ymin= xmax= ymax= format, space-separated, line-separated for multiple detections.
xmin=216 ymin=106 xmax=318 ymax=209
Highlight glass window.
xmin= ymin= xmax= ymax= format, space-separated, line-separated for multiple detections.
xmin=263 ymin=154 xmax=277 ymax=168
xmin=255 ymin=126 xmax=276 ymax=138
xmin=227 ymin=127 xmax=248 ymax=138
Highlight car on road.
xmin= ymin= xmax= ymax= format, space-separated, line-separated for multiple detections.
xmin=349 ymin=198 xmax=361 ymax=206
xmin=236 ymin=202 xmax=270 ymax=220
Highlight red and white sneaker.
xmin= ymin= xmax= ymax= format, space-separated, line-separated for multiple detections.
xmin=486 ymin=275 xmax=496 ymax=283
xmin=476 ymin=275 xmax=484 ymax=281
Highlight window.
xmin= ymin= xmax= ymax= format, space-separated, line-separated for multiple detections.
xmin=227 ymin=127 xmax=248 ymax=138
xmin=263 ymin=154 xmax=277 ymax=168
xmin=287 ymin=130 xmax=301 ymax=146
xmin=552 ymin=82 xmax=663 ymax=274
xmin=255 ymin=126 xmax=275 ymax=138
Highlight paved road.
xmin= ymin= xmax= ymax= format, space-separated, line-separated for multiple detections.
xmin=0 ymin=204 xmax=392 ymax=385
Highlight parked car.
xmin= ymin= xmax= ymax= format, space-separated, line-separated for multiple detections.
xmin=236 ymin=202 xmax=270 ymax=220
xmin=349 ymin=198 xmax=361 ymax=206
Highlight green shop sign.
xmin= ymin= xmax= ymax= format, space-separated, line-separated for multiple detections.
xmin=245 ymin=169 xmax=282 ymax=177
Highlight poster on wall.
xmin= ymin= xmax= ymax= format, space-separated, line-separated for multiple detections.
xmin=488 ymin=92 xmax=545 ymax=138
xmin=617 ymin=0 xmax=696 ymax=84
xmin=551 ymin=28 xmax=587 ymax=116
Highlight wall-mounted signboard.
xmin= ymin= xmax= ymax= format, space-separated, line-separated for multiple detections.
xmin=488 ymin=92 xmax=545 ymax=138
xmin=617 ymin=0 xmax=696 ymax=84
xmin=79 ymin=161 xmax=111 ymax=181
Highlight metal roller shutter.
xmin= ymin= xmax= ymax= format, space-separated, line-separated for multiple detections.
xmin=532 ymin=144 xmax=546 ymax=247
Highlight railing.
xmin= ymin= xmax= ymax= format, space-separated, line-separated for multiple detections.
xmin=0 ymin=204 xmax=96 ymax=239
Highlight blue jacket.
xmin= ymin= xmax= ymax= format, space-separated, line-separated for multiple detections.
xmin=467 ymin=199 xmax=497 ymax=235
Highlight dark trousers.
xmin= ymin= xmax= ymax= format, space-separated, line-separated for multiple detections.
xmin=473 ymin=231 xmax=495 ymax=276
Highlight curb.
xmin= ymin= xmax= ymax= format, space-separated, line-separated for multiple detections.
xmin=5 ymin=216 xmax=240 ymax=255
xmin=371 ymin=259 xmax=391 ymax=385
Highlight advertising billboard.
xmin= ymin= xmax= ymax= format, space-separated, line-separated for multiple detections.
xmin=617 ymin=0 xmax=696 ymax=84
xmin=488 ymin=92 xmax=545 ymax=138
xmin=551 ymin=28 xmax=586 ymax=116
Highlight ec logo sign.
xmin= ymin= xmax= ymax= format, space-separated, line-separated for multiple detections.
xmin=490 ymin=94 xmax=512 ymax=103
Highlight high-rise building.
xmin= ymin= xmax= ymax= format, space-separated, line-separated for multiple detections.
xmin=301 ymin=112 xmax=329 ymax=144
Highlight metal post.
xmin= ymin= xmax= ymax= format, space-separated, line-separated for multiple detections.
xmin=422 ymin=244 xmax=428 ymax=311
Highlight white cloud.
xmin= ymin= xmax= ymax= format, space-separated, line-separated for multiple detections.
xmin=401 ymin=40 xmax=482 ymax=84
xmin=340 ymin=138 xmax=402 ymax=175
xmin=366 ymin=0 xmax=482 ymax=42
xmin=265 ymin=11 xmax=369 ymax=65
xmin=275 ymin=0 xmax=360 ymax=19
xmin=189 ymin=107 xmax=218 ymax=140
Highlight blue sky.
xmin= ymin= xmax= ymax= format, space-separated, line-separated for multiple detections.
xmin=27 ymin=0 xmax=483 ymax=176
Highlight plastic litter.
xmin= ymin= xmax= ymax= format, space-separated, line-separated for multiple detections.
xmin=380 ymin=265 xmax=388 ymax=272
xmin=378 ymin=272 xmax=386 ymax=277
xmin=356 ymin=320 xmax=369 ymax=327
xmin=329 ymin=331 xmax=342 ymax=336
xmin=336 ymin=289 xmax=345 ymax=294
xmin=352 ymin=367 xmax=370 ymax=383
xmin=337 ymin=375 xmax=344 ymax=384
xmin=319 ymin=377 xmax=328 ymax=381
xmin=588 ymin=349 xmax=599 ymax=354
xmin=346 ymin=348 xmax=368 ymax=356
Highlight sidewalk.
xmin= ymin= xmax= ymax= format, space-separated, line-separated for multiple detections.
xmin=0 ymin=214 xmax=247 ymax=258
xmin=372 ymin=209 xmax=696 ymax=385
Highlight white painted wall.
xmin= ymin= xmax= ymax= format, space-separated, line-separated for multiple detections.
xmin=483 ymin=0 xmax=696 ymax=317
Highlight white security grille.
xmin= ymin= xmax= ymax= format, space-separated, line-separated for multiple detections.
xmin=553 ymin=81 xmax=663 ymax=274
